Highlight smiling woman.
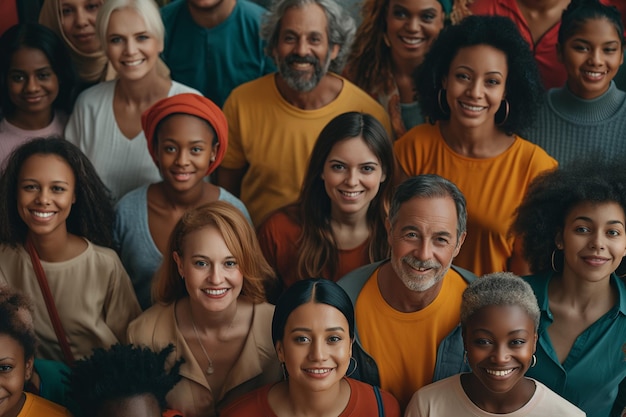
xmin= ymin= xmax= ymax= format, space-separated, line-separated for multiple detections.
xmin=127 ymin=201 xmax=281 ymax=417
xmin=64 ymin=0 xmax=200 ymax=201
xmin=0 ymin=137 xmax=141 ymax=364
xmin=405 ymin=272 xmax=584 ymax=417
xmin=221 ymin=278 xmax=400 ymax=417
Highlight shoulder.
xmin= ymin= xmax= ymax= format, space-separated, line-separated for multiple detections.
xmin=88 ymin=241 xmax=124 ymax=264
xmin=395 ymin=123 xmax=440 ymax=148
xmin=259 ymin=208 xmax=300 ymax=232
xmin=338 ymin=261 xmax=385 ymax=301
xmin=237 ymin=0 xmax=267 ymax=17
xmin=252 ymin=302 xmax=276 ymax=325
xmin=347 ymin=378 xmax=401 ymax=415
xmin=74 ymin=80 xmax=116 ymax=107
xmin=116 ymin=185 xmax=148 ymax=210
xmin=169 ymin=81 xmax=202 ymax=96
xmin=161 ymin=0 xmax=184 ymax=22
xmin=512 ymin=137 xmax=558 ymax=166
xmin=227 ymin=75 xmax=274 ymax=102
xmin=23 ymin=392 xmax=71 ymax=416
xmin=530 ymin=379 xmax=586 ymax=416
xmin=220 ymin=383 xmax=273 ymax=416
xmin=128 ymin=303 xmax=173 ymax=340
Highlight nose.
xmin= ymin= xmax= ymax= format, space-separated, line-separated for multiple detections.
xmin=25 ymin=75 xmax=40 ymax=93
xmin=491 ymin=343 xmax=511 ymax=364
xmin=175 ymin=151 xmax=189 ymax=166
xmin=35 ymin=189 xmax=50 ymax=205
xmin=412 ymin=240 xmax=432 ymax=261
xmin=124 ymin=38 xmax=138 ymax=55
xmin=406 ymin=16 xmax=421 ymax=33
xmin=587 ymin=48 xmax=603 ymax=67
xmin=589 ymin=231 xmax=606 ymax=250
xmin=294 ymin=38 xmax=309 ymax=57
xmin=308 ymin=338 xmax=328 ymax=362
xmin=75 ymin=8 xmax=89 ymax=27
xmin=344 ymin=169 xmax=359 ymax=187
xmin=206 ymin=264 xmax=222 ymax=284
xmin=466 ymin=80 xmax=483 ymax=99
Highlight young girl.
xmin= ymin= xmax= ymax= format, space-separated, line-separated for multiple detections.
xmin=65 ymin=0 xmax=199 ymax=201
xmin=221 ymin=278 xmax=400 ymax=417
xmin=0 ymin=23 xmax=76 ymax=165
xmin=523 ymin=0 xmax=626 ymax=164
xmin=69 ymin=344 xmax=183 ymax=417
xmin=406 ymin=272 xmax=584 ymax=416
xmin=257 ymin=112 xmax=394 ymax=299
xmin=0 ymin=285 xmax=71 ymax=417
xmin=128 ymin=202 xmax=280 ymax=417
xmin=115 ymin=93 xmax=250 ymax=309
xmin=0 ymin=138 xmax=141 ymax=364
xmin=511 ymin=157 xmax=626 ymax=417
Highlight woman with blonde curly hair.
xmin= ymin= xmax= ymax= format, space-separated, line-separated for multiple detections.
xmin=344 ymin=0 xmax=469 ymax=138
xmin=128 ymin=201 xmax=281 ymax=417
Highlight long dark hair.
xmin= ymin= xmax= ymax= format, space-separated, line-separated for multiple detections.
xmin=294 ymin=111 xmax=394 ymax=280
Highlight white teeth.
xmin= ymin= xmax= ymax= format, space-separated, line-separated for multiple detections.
xmin=486 ymin=369 xmax=513 ymax=377
xmin=460 ymin=102 xmax=485 ymax=111
xmin=341 ymin=191 xmax=362 ymax=197
xmin=124 ymin=59 xmax=143 ymax=66
xmin=307 ymin=368 xmax=331 ymax=374
xmin=293 ymin=63 xmax=312 ymax=69
xmin=203 ymin=289 xmax=228 ymax=296
xmin=401 ymin=37 xmax=424 ymax=45
xmin=33 ymin=211 xmax=54 ymax=218
xmin=583 ymin=71 xmax=604 ymax=78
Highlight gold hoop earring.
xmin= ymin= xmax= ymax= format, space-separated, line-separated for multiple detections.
xmin=495 ymin=99 xmax=509 ymax=126
xmin=551 ymin=249 xmax=562 ymax=273
xmin=438 ymin=89 xmax=449 ymax=116
xmin=346 ymin=357 xmax=358 ymax=377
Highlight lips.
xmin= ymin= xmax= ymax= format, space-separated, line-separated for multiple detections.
xmin=459 ymin=101 xmax=486 ymax=112
xmin=582 ymin=256 xmax=610 ymax=266
xmin=582 ymin=70 xmax=608 ymax=80
xmin=171 ymin=171 xmax=194 ymax=181
xmin=304 ymin=367 xmax=333 ymax=377
xmin=399 ymin=36 xmax=425 ymax=47
xmin=123 ymin=59 xmax=145 ymax=67
xmin=31 ymin=210 xmax=55 ymax=219
xmin=339 ymin=190 xmax=364 ymax=199
xmin=485 ymin=368 xmax=515 ymax=377
xmin=202 ymin=288 xmax=229 ymax=297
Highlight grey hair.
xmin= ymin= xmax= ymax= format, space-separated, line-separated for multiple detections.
xmin=461 ymin=272 xmax=540 ymax=331
xmin=389 ymin=175 xmax=467 ymax=241
xmin=261 ymin=0 xmax=356 ymax=73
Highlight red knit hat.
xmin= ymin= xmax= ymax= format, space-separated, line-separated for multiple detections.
xmin=142 ymin=93 xmax=228 ymax=176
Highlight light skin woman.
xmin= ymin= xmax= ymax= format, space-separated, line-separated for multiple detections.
xmin=128 ymin=202 xmax=280 ymax=417
xmin=394 ymin=15 xmax=557 ymax=276
xmin=512 ymin=157 xmax=626 ymax=417
xmin=221 ymin=278 xmax=400 ymax=417
xmin=406 ymin=272 xmax=584 ymax=416
xmin=257 ymin=112 xmax=394 ymax=298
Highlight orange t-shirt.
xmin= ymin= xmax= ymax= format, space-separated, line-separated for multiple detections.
xmin=394 ymin=123 xmax=557 ymax=275
xmin=355 ymin=267 xmax=468 ymax=410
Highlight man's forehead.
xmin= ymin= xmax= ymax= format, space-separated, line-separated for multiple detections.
xmin=394 ymin=196 xmax=458 ymax=226
xmin=278 ymin=4 xmax=328 ymax=35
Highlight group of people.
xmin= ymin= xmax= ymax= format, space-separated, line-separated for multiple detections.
xmin=0 ymin=0 xmax=625 ymax=415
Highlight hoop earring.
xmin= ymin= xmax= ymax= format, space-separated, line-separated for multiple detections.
xmin=280 ymin=362 xmax=288 ymax=380
xmin=551 ymin=249 xmax=562 ymax=272
xmin=531 ymin=354 xmax=537 ymax=368
xmin=438 ymin=89 xmax=449 ymax=116
xmin=463 ymin=350 xmax=468 ymax=365
xmin=383 ymin=33 xmax=391 ymax=47
xmin=495 ymin=99 xmax=509 ymax=126
xmin=346 ymin=357 xmax=358 ymax=377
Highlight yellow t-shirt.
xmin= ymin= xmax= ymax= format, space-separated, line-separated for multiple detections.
xmin=394 ymin=123 xmax=557 ymax=275
xmin=355 ymin=267 xmax=468 ymax=410
xmin=222 ymin=73 xmax=392 ymax=225
xmin=19 ymin=392 xmax=71 ymax=417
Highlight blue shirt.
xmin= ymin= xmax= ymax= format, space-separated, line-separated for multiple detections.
xmin=524 ymin=272 xmax=626 ymax=417
xmin=161 ymin=0 xmax=276 ymax=107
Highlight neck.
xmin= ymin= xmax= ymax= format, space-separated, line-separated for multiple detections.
xmin=439 ymin=120 xmax=511 ymax=158
xmin=551 ymin=270 xmax=616 ymax=310
xmin=378 ymin=262 xmax=442 ymax=312
xmin=286 ymin=378 xmax=348 ymax=415
xmin=330 ymin=205 xmax=368 ymax=228
xmin=188 ymin=296 xmax=238 ymax=330
xmin=159 ymin=181 xmax=211 ymax=210
xmin=187 ymin=0 xmax=236 ymax=29
xmin=391 ymin=53 xmax=422 ymax=79
xmin=7 ymin=109 xmax=54 ymax=130
xmin=516 ymin=0 xmax=562 ymax=12
xmin=27 ymin=230 xmax=71 ymax=262
xmin=274 ymin=73 xmax=342 ymax=110
xmin=116 ymin=70 xmax=169 ymax=105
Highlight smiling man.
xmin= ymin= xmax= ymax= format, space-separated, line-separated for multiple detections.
xmin=215 ymin=0 xmax=391 ymax=226
xmin=338 ymin=175 xmax=475 ymax=411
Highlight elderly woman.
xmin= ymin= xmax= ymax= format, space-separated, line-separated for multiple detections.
xmin=394 ymin=15 xmax=557 ymax=276
xmin=64 ymin=0 xmax=198 ymax=200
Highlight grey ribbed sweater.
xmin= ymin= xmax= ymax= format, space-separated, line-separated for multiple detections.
xmin=524 ymin=82 xmax=626 ymax=164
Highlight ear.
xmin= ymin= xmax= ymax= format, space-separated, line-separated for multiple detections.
xmin=173 ymin=251 xmax=184 ymax=278
xmin=275 ymin=341 xmax=285 ymax=363
xmin=25 ymin=356 xmax=34 ymax=381
xmin=452 ymin=231 xmax=467 ymax=257
xmin=330 ymin=43 xmax=340 ymax=61
xmin=554 ymin=232 xmax=564 ymax=250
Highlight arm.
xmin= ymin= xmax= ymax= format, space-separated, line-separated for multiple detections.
xmin=214 ymin=166 xmax=248 ymax=198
